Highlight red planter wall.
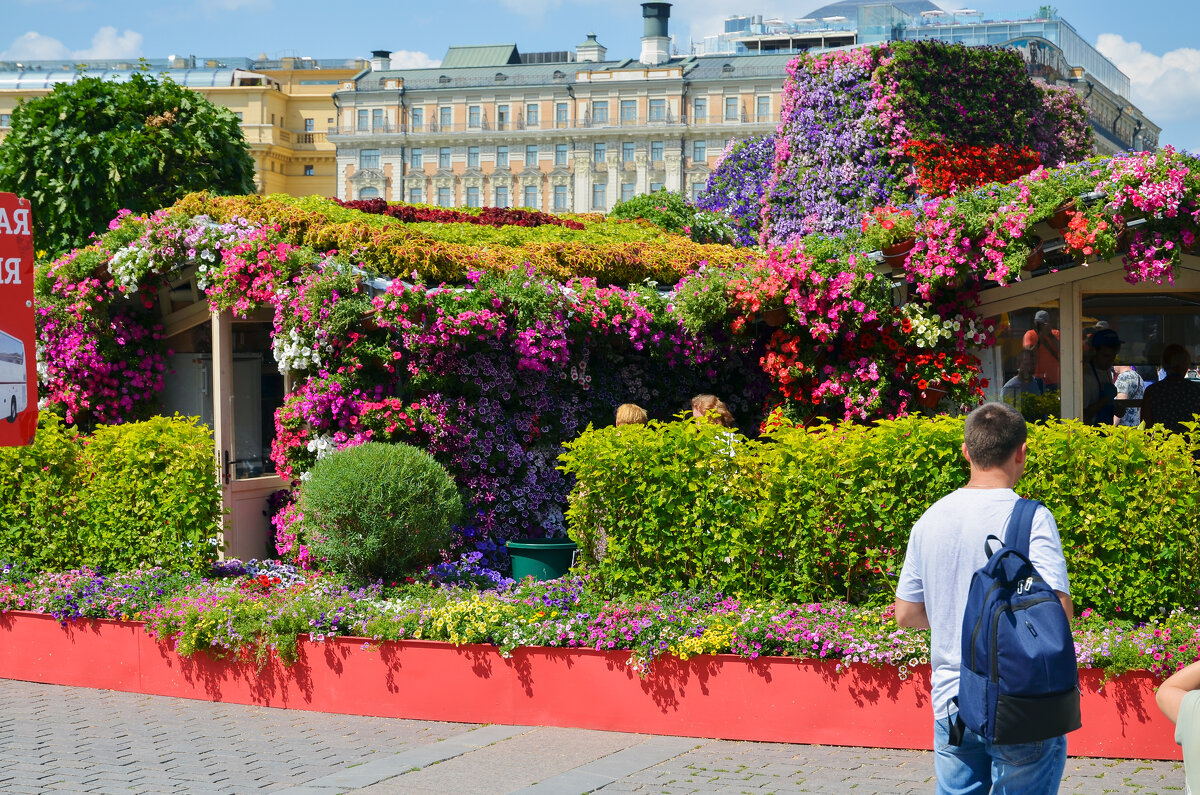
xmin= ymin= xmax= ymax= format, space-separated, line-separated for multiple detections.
xmin=0 ymin=611 xmax=1179 ymax=759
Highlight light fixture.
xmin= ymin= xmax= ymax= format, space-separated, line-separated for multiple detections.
xmin=1126 ymin=217 xmax=1148 ymax=229
xmin=1078 ymin=190 xmax=1106 ymax=206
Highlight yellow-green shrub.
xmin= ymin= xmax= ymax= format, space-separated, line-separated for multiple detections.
xmin=560 ymin=415 xmax=1200 ymax=619
xmin=0 ymin=413 xmax=221 ymax=572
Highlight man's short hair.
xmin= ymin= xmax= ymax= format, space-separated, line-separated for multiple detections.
xmin=964 ymin=402 xmax=1027 ymax=470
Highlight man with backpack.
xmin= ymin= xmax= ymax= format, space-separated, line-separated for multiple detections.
xmin=895 ymin=401 xmax=1075 ymax=794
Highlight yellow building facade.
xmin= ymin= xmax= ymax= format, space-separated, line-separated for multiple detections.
xmin=0 ymin=55 xmax=367 ymax=198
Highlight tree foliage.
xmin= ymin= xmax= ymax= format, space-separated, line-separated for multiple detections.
xmin=0 ymin=72 xmax=255 ymax=254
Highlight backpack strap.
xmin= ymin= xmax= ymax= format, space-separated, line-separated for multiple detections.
xmin=1003 ymin=498 xmax=1042 ymax=556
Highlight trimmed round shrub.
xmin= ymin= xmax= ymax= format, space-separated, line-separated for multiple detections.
xmin=299 ymin=442 xmax=461 ymax=583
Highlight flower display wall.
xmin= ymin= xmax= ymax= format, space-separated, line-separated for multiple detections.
xmin=696 ymin=135 xmax=776 ymax=247
xmin=761 ymin=41 xmax=1094 ymax=246
xmin=35 ymin=201 xmax=767 ymax=564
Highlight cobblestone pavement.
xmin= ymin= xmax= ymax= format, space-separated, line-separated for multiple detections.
xmin=0 ymin=679 xmax=1186 ymax=794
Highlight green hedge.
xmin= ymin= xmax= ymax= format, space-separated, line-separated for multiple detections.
xmin=559 ymin=415 xmax=1200 ymax=620
xmin=0 ymin=413 xmax=221 ymax=572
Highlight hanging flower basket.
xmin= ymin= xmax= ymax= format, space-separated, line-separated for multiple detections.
xmin=762 ymin=307 xmax=788 ymax=327
xmin=882 ymin=237 xmax=917 ymax=264
xmin=1024 ymin=242 xmax=1045 ymax=273
xmin=916 ymin=384 xmax=947 ymax=409
xmin=1047 ymin=200 xmax=1076 ymax=230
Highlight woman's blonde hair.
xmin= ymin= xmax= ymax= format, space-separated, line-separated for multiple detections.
xmin=615 ymin=403 xmax=649 ymax=426
xmin=691 ymin=394 xmax=734 ymax=427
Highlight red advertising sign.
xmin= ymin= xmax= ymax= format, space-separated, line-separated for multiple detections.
xmin=0 ymin=193 xmax=37 ymax=446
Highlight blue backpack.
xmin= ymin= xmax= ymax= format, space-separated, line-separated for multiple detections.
xmin=955 ymin=498 xmax=1082 ymax=745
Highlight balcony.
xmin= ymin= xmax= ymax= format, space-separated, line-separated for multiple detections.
xmin=327 ymin=113 xmax=782 ymax=139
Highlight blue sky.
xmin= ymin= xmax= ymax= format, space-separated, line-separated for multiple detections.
xmin=4 ymin=0 xmax=1198 ymax=150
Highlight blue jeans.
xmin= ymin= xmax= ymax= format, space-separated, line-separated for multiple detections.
xmin=934 ymin=712 xmax=1067 ymax=794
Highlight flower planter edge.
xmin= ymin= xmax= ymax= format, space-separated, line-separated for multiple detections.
xmin=0 ymin=610 xmax=1179 ymax=760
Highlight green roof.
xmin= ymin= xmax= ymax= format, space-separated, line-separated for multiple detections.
xmin=441 ymin=44 xmax=521 ymax=69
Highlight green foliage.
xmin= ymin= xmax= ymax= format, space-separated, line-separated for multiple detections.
xmin=78 ymin=416 xmax=223 ymax=572
xmin=610 ymin=190 xmax=734 ymax=244
xmin=560 ymin=415 xmax=1200 ymax=619
xmin=300 ymin=442 xmax=462 ymax=584
xmin=0 ymin=73 xmax=255 ymax=255
xmin=0 ymin=412 xmax=83 ymax=567
xmin=0 ymin=413 xmax=221 ymax=572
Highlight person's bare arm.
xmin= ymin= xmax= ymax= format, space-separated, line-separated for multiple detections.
xmin=1157 ymin=660 xmax=1200 ymax=724
xmin=1056 ymin=590 xmax=1073 ymax=620
xmin=894 ymin=598 xmax=930 ymax=629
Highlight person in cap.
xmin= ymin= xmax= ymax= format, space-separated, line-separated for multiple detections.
xmin=1142 ymin=345 xmax=1200 ymax=433
xmin=1082 ymin=328 xmax=1122 ymax=425
xmin=1022 ymin=310 xmax=1060 ymax=390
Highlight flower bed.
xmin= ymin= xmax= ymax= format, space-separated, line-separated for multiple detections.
xmin=0 ymin=609 xmax=1180 ymax=759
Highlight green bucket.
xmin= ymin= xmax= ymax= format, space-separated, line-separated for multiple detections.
xmin=506 ymin=538 xmax=579 ymax=581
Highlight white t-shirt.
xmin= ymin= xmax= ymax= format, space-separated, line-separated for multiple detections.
xmin=1175 ymin=689 xmax=1200 ymax=794
xmin=896 ymin=488 xmax=1071 ymax=717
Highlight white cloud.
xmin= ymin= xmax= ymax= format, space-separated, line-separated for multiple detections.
xmin=1 ymin=26 xmax=142 ymax=61
xmin=1 ymin=32 xmax=71 ymax=60
xmin=389 ymin=50 xmax=441 ymax=69
xmin=1095 ymin=34 xmax=1200 ymax=151
xmin=73 ymin=26 xmax=142 ymax=59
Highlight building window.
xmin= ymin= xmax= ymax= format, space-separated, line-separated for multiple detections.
xmin=359 ymin=187 xmax=380 ymax=199
xmin=495 ymin=185 xmax=509 ymax=208
xmin=554 ymin=184 xmax=568 ymax=211
xmin=410 ymin=187 xmax=423 ymax=204
xmin=466 ymin=186 xmax=481 ymax=207
xmin=437 ymin=147 xmax=450 ymax=169
xmin=304 ymin=164 xmax=314 ymax=176
xmin=650 ymin=181 xmax=664 ymax=192
xmin=592 ymin=100 xmax=608 ymax=124
xmin=648 ymin=98 xmax=666 ymax=122
xmin=593 ymin=142 xmax=606 ymax=162
xmin=622 ymin=141 xmax=635 ymax=162
xmin=691 ymin=182 xmax=705 ymax=202
xmin=692 ymin=140 xmax=706 ymax=162
xmin=756 ymin=95 xmax=770 ymax=121
xmin=523 ymin=185 xmax=538 ymax=209
xmin=592 ymin=183 xmax=606 ymax=211
xmin=497 ymin=104 xmax=510 ymax=129
xmin=725 ymin=96 xmax=739 ymax=121
xmin=437 ymin=187 xmax=452 ymax=207
xmin=356 ymin=109 xmax=368 ymax=131
xmin=556 ymin=102 xmax=568 ymax=126
xmin=526 ymin=103 xmax=539 ymax=127
xmin=555 ymin=144 xmax=568 ymax=166
xmin=496 ymin=145 xmax=508 ymax=168
xmin=621 ymin=182 xmax=635 ymax=201
xmin=651 ymin=141 xmax=663 ymax=162
xmin=410 ymin=107 xmax=424 ymax=131
xmin=439 ymin=106 xmax=452 ymax=130
xmin=360 ymin=149 xmax=380 ymax=169
xmin=468 ymin=146 xmax=480 ymax=168
xmin=525 ymin=144 xmax=538 ymax=164
xmin=372 ymin=108 xmax=385 ymax=130
xmin=234 ymin=111 xmax=243 ymax=121
xmin=692 ymin=98 xmax=706 ymax=122
xmin=620 ymin=100 xmax=636 ymax=123
xmin=468 ymin=105 xmax=481 ymax=128
xmin=304 ymin=118 xmax=314 ymax=132
xmin=411 ymin=148 xmax=423 ymax=168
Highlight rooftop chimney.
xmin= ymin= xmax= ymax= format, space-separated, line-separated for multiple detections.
xmin=640 ymin=2 xmax=671 ymax=66
xmin=370 ymin=49 xmax=391 ymax=71
xmin=577 ymin=33 xmax=607 ymax=63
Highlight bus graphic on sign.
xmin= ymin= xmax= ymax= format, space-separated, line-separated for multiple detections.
xmin=0 ymin=329 xmax=26 ymax=423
